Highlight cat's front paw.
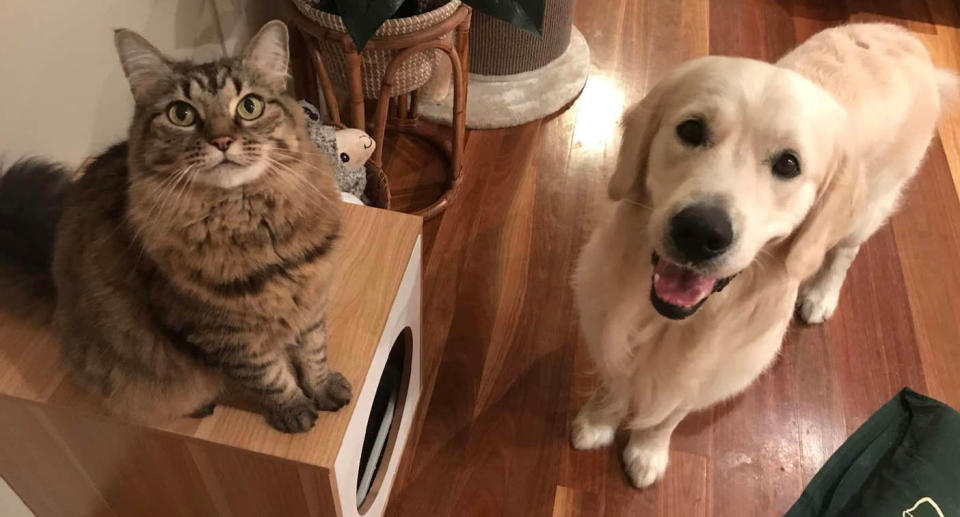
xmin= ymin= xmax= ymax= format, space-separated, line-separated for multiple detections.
xmin=310 ymin=371 xmax=352 ymax=412
xmin=266 ymin=397 xmax=318 ymax=433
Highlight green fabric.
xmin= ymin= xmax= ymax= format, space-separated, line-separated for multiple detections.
xmin=786 ymin=388 xmax=960 ymax=517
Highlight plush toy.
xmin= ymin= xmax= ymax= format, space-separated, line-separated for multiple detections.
xmin=299 ymin=100 xmax=376 ymax=205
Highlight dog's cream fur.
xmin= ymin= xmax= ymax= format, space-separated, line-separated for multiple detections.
xmin=572 ymin=23 xmax=955 ymax=488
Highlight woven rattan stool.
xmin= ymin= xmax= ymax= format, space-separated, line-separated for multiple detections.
xmin=288 ymin=2 xmax=471 ymax=220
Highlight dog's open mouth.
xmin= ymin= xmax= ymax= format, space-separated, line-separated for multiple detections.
xmin=650 ymin=253 xmax=733 ymax=320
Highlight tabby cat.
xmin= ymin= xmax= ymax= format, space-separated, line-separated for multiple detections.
xmin=0 ymin=21 xmax=350 ymax=433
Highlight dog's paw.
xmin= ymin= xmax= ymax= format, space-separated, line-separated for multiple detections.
xmin=571 ymin=416 xmax=616 ymax=450
xmin=797 ymin=284 xmax=840 ymax=324
xmin=622 ymin=439 xmax=669 ymax=489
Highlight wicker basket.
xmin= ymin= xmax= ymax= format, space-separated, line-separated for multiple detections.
xmin=292 ymin=0 xmax=461 ymax=99
xmin=363 ymin=162 xmax=391 ymax=209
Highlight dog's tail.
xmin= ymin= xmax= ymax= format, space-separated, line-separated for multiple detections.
xmin=936 ymin=69 xmax=960 ymax=111
xmin=0 ymin=158 xmax=72 ymax=275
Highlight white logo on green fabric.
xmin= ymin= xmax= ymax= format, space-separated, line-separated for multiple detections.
xmin=903 ymin=497 xmax=945 ymax=517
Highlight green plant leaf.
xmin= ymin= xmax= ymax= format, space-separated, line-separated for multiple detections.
xmin=464 ymin=0 xmax=546 ymax=36
xmin=333 ymin=0 xmax=407 ymax=50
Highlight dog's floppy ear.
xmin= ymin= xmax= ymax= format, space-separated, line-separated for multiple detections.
xmin=783 ymin=147 xmax=865 ymax=280
xmin=608 ymin=87 xmax=666 ymax=201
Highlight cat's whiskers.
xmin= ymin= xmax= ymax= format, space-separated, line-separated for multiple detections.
xmin=169 ymin=165 xmax=203 ymax=223
xmin=141 ymin=164 xmax=194 ymax=226
xmin=263 ymin=157 xmax=332 ymax=203
xmin=129 ymin=164 xmax=197 ymax=261
xmin=149 ymin=164 xmax=196 ymax=223
xmin=144 ymin=166 xmax=187 ymax=210
xmin=262 ymin=158 xmax=318 ymax=200
xmin=279 ymin=149 xmax=348 ymax=158
xmin=269 ymin=153 xmax=343 ymax=203
xmin=262 ymin=171 xmax=309 ymax=219
xmin=270 ymin=152 xmax=330 ymax=177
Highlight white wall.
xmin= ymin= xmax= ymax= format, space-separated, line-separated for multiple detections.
xmin=0 ymin=0 xmax=281 ymax=167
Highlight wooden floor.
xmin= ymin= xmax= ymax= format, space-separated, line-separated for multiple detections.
xmin=384 ymin=1 xmax=960 ymax=516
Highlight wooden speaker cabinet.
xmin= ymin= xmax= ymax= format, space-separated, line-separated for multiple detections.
xmin=0 ymin=204 xmax=422 ymax=517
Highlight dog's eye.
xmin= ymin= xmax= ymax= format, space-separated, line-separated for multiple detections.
xmin=772 ymin=152 xmax=801 ymax=179
xmin=676 ymin=119 xmax=706 ymax=147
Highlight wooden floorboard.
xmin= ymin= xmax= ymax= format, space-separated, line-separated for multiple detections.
xmin=385 ymin=1 xmax=960 ymax=515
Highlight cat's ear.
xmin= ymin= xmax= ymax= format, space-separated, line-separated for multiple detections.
xmin=114 ymin=29 xmax=172 ymax=105
xmin=242 ymin=20 xmax=289 ymax=90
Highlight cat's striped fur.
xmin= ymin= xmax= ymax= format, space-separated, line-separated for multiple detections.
xmin=0 ymin=21 xmax=349 ymax=433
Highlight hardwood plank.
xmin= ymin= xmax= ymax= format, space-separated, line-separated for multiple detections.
xmin=918 ymin=0 xmax=960 ymax=202
xmin=891 ymin=137 xmax=960 ymax=409
xmin=657 ymin=451 xmax=709 ymax=517
xmin=708 ymin=348 xmax=804 ymax=516
xmin=826 ymin=224 xmax=928 ymax=432
xmin=397 ymin=112 xmax=584 ymax=516
xmin=382 ymin=131 xmax=449 ymax=213
xmin=551 ymin=486 xmax=602 ymax=517
xmin=560 ymin=327 xmax=612 ymax=498
xmin=388 ymin=123 xmax=545 ymax=516
xmin=783 ymin=325 xmax=849 ymax=486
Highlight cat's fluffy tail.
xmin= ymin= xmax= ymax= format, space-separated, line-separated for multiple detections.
xmin=0 ymin=158 xmax=72 ymax=273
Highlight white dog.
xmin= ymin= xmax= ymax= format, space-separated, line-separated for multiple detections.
xmin=571 ymin=23 xmax=956 ymax=488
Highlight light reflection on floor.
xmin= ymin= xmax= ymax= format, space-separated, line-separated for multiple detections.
xmin=572 ymin=72 xmax=627 ymax=154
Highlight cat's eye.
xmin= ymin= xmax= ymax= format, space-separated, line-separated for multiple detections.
xmin=237 ymin=94 xmax=264 ymax=120
xmin=772 ymin=151 xmax=801 ymax=179
xmin=676 ymin=118 xmax=706 ymax=147
xmin=167 ymin=102 xmax=197 ymax=127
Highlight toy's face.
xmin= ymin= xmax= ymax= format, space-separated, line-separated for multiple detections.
xmin=335 ymin=129 xmax=376 ymax=168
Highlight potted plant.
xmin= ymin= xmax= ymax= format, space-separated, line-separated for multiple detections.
xmin=291 ymin=0 xmax=545 ymax=100
xmin=303 ymin=0 xmax=544 ymax=50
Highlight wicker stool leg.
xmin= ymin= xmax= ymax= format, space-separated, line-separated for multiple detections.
xmin=420 ymin=46 xmax=466 ymax=218
xmin=306 ymin=35 xmax=343 ymax=126
xmin=438 ymin=15 xmax=470 ymax=209
xmin=410 ymin=90 xmax=420 ymax=119
xmin=398 ymin=94 xmax=409 ymax=120
xmin=343 ymin=44 xmax=366 ymax=130
xmin=369 ymin=38 xmax=468 ymax=220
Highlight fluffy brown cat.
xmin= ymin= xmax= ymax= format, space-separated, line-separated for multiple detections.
xmin=0 ymin=21 xmax=350 ymax=433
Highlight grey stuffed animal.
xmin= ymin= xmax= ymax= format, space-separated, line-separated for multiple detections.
xmin=299 ymin=100 xmax=376 ymax=204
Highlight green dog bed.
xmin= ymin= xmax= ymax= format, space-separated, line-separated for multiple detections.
xmin=786 ymin=388 xmax=960 ymax=517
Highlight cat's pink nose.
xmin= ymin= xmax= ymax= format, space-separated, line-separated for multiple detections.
xmin=209 ymin=137 xmax=234 ymax=152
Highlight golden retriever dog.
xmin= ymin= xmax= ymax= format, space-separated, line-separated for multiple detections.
xmin=571 ymin=23 xmax=956 ymax=488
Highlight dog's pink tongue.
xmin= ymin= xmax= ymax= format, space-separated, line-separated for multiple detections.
xmin=654 ymin=259 xmax=717 ymax=308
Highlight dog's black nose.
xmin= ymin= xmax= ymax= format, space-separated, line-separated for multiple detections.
xmin=669 ymin=204 xmax=733 ymax=263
